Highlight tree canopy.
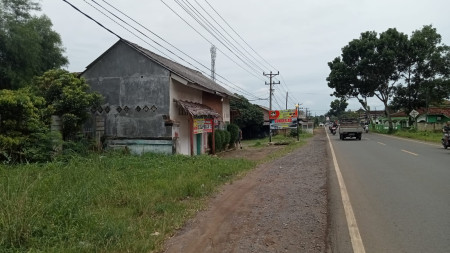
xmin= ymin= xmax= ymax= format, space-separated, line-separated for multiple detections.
xmin=230 ymin=94 xmax=264 ymax=139
xmin=327 ymin=98 xmax=348 ymax=118
xmin=0 ymin=69 xmax=102 ymax=162
xmin=33 ymin=69 xmax=102 ymax=139
xmin=327 ymin=25 xmax=450 ymax=131
xmin=0 ymin=0 xmax=68 ymax=90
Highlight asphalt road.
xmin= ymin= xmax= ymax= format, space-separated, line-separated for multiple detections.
xmin=327 ymin=130 xmax=450 ymax=253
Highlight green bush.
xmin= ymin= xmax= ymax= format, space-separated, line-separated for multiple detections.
xmin=22 ymin=131 xmax=63 ymax=163
xmin=215 ymin=130 xmax=224 ymax=152
xmin=227 ymin=124 xmax=239 ymax=147
xmin=222 ymin=130 xmax=231 ymax=150
xmin=0 ymin=88 xmax=50 ymax=163
xmin=33 ymin=69 xmax=102 ymax=140
xmin=289 ymin=128 xmax=301 ymax=137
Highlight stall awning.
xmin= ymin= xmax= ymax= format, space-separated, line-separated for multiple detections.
xmin=177 ymin=100 xmax=221 ymax=118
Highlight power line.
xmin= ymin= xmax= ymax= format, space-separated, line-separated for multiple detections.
xmin=171 ymin=0 xmax=265 ymax=79
xmin=202 ymin=0 xmax=278 ymax=71
xmin=92 ymin=0 xmax=255 ymax=97
xmin=91 ymin=0 xmax=263 ymax=99
xmin=189 ymin=1 xmax=301 ymax=109
xmin=183 ymin=0 xmax=266 ymax=73
xmin=160 ymin=0 xmax=266 ymax=83
xmin=64 ymin=0 xmax=263 ymax=100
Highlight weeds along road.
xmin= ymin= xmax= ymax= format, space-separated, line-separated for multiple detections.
xmin=164 ymin=129 xmax=329 ymax=253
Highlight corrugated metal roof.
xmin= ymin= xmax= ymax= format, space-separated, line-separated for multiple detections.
xmin=177 ymin=100 xmax=221 ymax=118
xmin=121 ymin=39 xmax=234 ymax=97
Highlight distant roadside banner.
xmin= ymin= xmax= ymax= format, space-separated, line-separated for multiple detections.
xmin=269 ymin=109 xmax=298 ymax=129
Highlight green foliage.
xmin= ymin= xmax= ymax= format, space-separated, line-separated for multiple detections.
xmin=33 ymin=69 xmax=102 ymax=139
xmin=289 ymin=128 xmax=302 ymax=137
xmin=0 ymin=69 xmax=103 ymax=163
xmin=0 ymin=0 xmax=68 ymax=89
xmin=0 ymin=152 xmax=255 ymax=252
xmin=215 ymin=130 xmax=224 ymax=152
xmin=391 ymin=26 xmax=450 ymax=111
xmin=22 ymin=131 xmax=63 ymax=163
xmin=230 ymin=95 xmax=264 ymax=139
xmin=374 ymin=128 xmax=441 ymax=143
xmin=327 ymin=98 xmax=348 ymax=117
xmin=327 ymin=25 xmax=450 ymax=130
xmin=222 ymin=130 xmax=230 ymax=150
xmin=0 ymin=88 xmax=58 ymax=163
xmin=227 ymin=123 xmax=239 ymax=147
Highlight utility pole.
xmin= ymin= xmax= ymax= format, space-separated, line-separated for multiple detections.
xmin=264 ymin=71 xmax=280 ymax=143
xmin=286 ymin=92 xmax=288 ymax=110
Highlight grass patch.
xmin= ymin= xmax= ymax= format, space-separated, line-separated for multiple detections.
xmin=1 ymin=132 xmax=316 ymax=253
xmin=374 ymin=128 xmax=442 ymax=143
xmin=0 ymin=152 xmax=254 ymax=253
xmin=242 ymin=132 xmax=314 ymax=164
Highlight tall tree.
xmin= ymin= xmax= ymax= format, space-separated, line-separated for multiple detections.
xmin=230 ymin=94 xmax=264 ymax=139
xmin=327 ymin=98 xmax=348 ymax=118
xmin=327 ymin=28 xmax=410 ymax=131
xmin=0 ymin=0 xmax=68 ymax=90
xmin=392 ymin=25 xmax=450 ymax=111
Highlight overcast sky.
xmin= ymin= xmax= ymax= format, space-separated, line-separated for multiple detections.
xmin=40 ymin=0 xmax=450 ymax=115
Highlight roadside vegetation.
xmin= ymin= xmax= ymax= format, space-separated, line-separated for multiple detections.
xmin=0 ymin=152 xmax=255 ymax=252
xmin=0 ymin=133 xmax=311 ymax=253
xmin=243 ymin=131 xmax=314 ymax=163
xmin=374 ymin=127 xmax=442 ymax=143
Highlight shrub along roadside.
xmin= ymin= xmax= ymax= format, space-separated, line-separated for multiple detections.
xmin=372 ymin=128 xmax=441 ymax=143
xmin=0 ymin=152 xmax=255 ymax=253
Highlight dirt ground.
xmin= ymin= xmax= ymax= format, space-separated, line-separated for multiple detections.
xmin=163 ymin=129 xmax=328 ymax=253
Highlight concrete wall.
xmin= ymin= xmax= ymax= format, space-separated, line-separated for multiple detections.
xmin=169 ymin=76 xmax=203 ymax=155
xmin=222 ymin=97 xmax=230 ymax=123
xmin=82 ymin=41 xmax=173 ymax=154
xmin=202 ymin=92 xmax=223 ymax=119
xmin=417 ymin=122 xmax=444 ymax=131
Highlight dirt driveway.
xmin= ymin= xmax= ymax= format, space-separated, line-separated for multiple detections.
xmin=164 ymin=129 xmax=329 ymax=253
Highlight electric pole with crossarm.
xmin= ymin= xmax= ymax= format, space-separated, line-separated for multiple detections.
xmin=264 ymin=71 xmax=280 ymax=143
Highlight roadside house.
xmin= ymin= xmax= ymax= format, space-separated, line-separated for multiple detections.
xmin=82 ymin=39 xmax=234 ymax=155
xmin=377 ymin=105 xmax=450 ymax=131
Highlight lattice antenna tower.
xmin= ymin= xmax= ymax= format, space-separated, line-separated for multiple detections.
xmin=210 ymin=45 xmax=217 ymax=81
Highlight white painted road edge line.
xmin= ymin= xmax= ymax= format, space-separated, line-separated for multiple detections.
xmin=327 ymin=133 xmax=366 ymax=253
xmin=401 ymin=149 xmax=419 ymax=156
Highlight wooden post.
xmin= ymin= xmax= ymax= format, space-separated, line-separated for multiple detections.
xmin=189 ymin=117 xmax=194 ymax=156
xmin=212 ymin=119 xmax=215 ymax=155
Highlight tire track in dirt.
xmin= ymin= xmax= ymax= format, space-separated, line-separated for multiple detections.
xmin=164 ymin=129 xmax=328 ymax=253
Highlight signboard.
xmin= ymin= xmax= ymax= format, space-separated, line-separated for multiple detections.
xmin=269 ymin=109 xmax=298 ymax=129
xmin=193 ymin=119 xmax=213 ymax=134
xmin=409 ymin=109 xmax=419 ymax=118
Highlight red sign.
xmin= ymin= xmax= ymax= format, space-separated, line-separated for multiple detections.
xmin=194 ymin=119 xmax=213 ymax=134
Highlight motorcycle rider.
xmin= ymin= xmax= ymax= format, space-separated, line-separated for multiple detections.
xmin=330 ymin=121 xmax=338 ymax=134
xmin=443 ymin=121 xmax=450 ymax=144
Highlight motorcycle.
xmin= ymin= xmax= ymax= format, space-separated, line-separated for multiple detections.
xmin=364 ymin=124 xmax=369 ymax=133
xmin=331 ymin=126 xmax=337 ymax=135
xmin=442 ymin=132 xmax=449 ymax=149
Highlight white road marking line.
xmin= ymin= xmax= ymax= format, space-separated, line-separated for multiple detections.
xmin=327 ymin=132 xmax=366 ymax=253
xmin=401 ymin=149 xmax=419 ymax=156
xmin=377 ymin=142 xmax=386 ymax=145
xmin=374 ymin=133 xmax=441 ymax=147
